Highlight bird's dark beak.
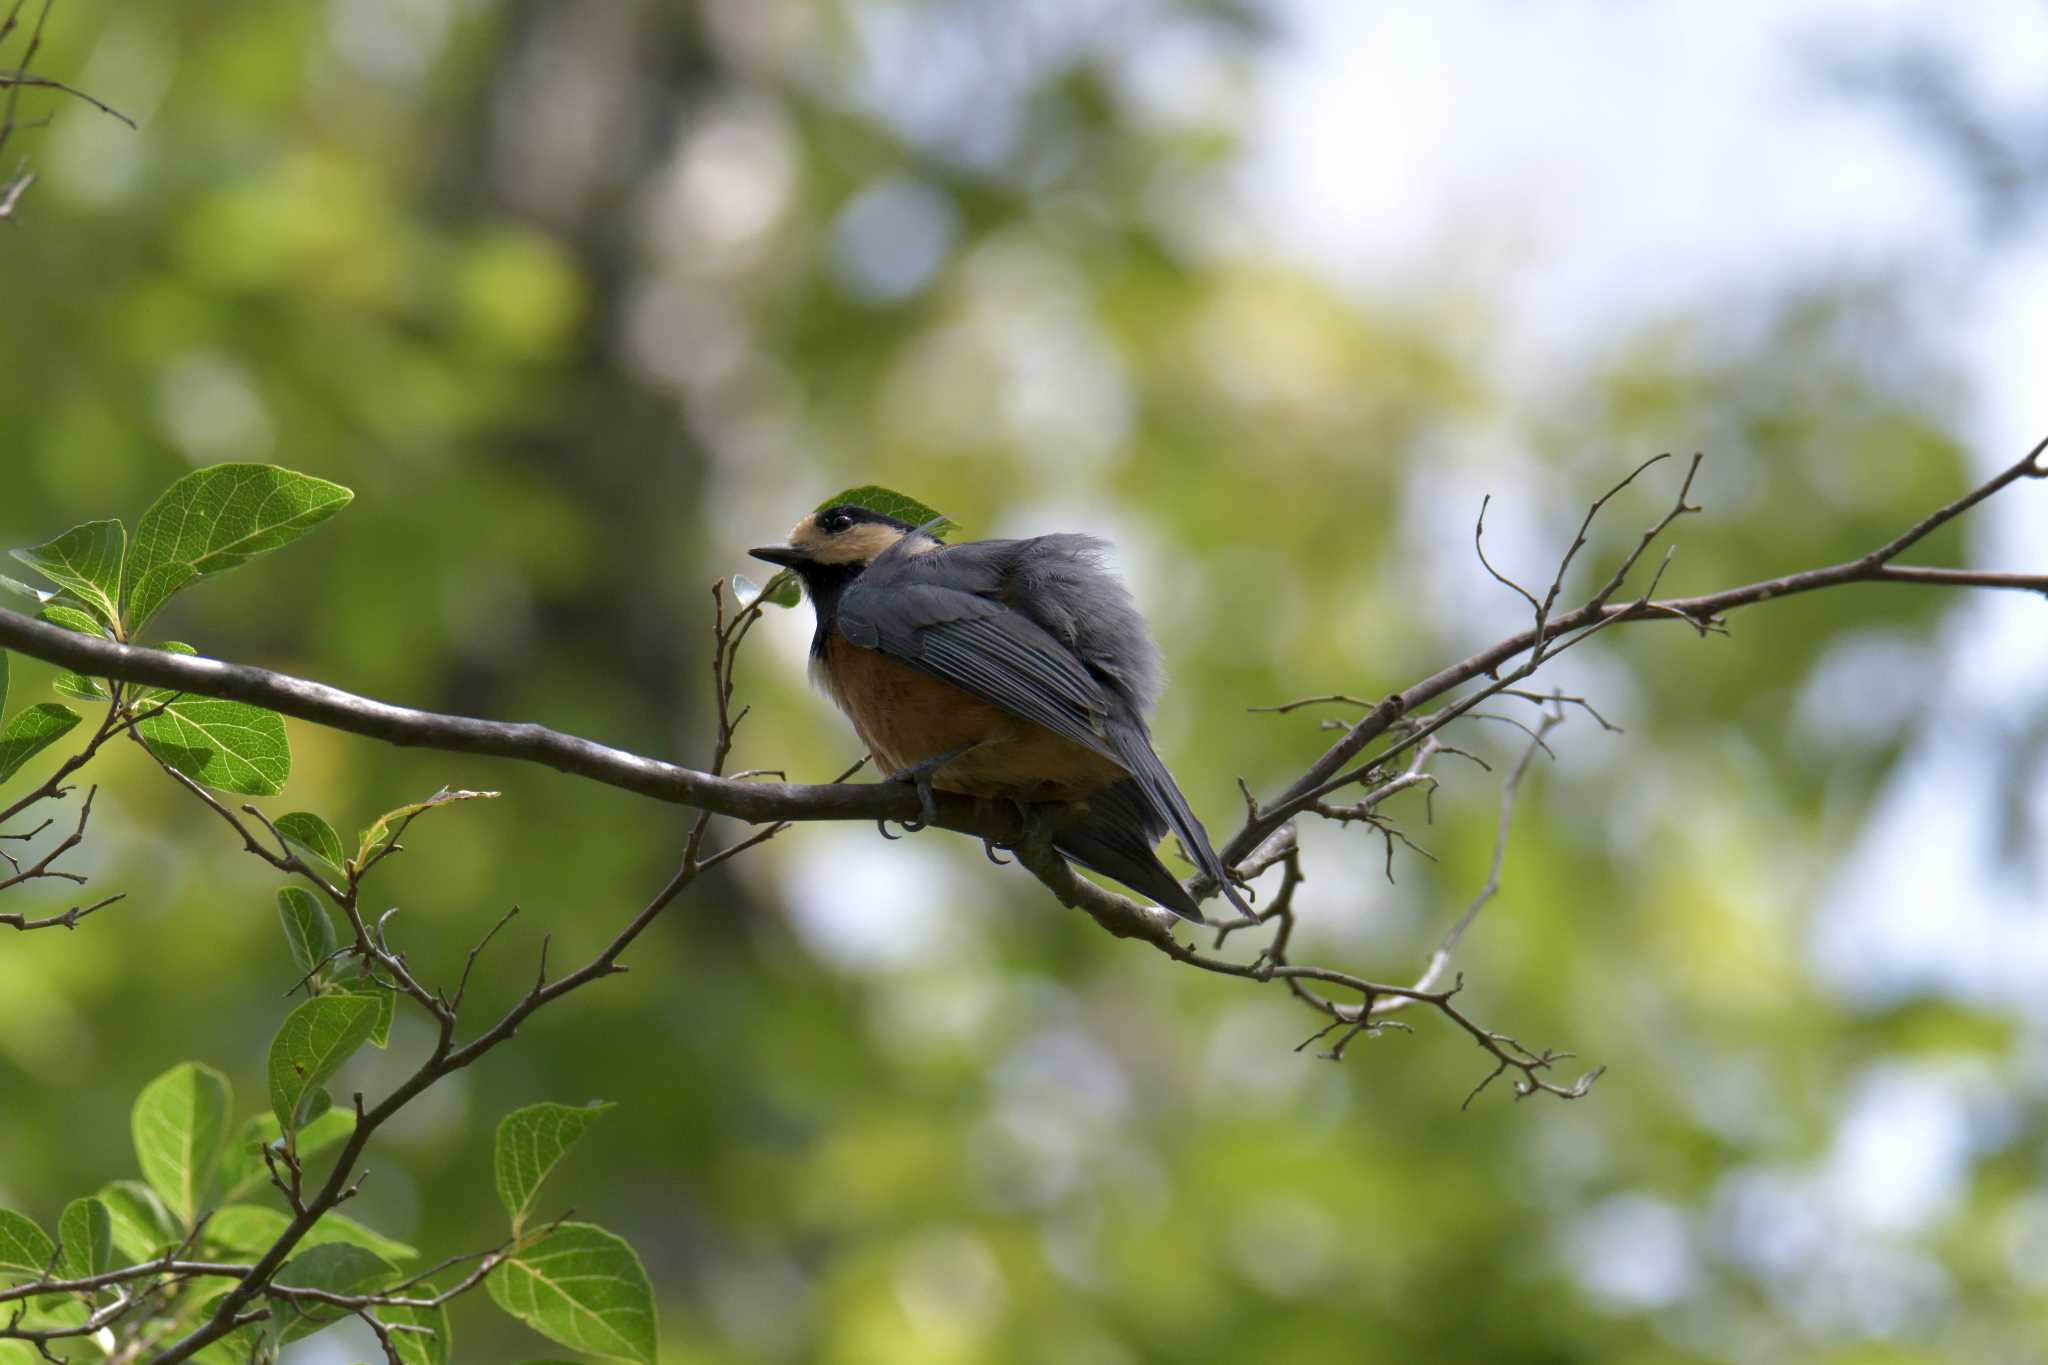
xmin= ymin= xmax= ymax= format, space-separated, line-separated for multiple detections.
xmin=749 ymin=545 xmax=802 ymax=567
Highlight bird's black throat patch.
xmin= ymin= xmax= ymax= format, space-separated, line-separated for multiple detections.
xmin=794 ymin=559 xmax=866 ymax=657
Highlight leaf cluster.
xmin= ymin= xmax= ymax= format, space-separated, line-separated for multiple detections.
xmin=0 ymin=805 xmax=656 ymax=1365
xmin=1 ymin=1058 xmax=649 ymax=1362
xmin=3 ymin=464 xmax=351 ymax=797
xmin=1 ymin=465 xmax=660 ymax=1362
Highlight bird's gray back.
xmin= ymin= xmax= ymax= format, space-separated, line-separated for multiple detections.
xmin=876 ymin=534 xmax=1163 ymax=713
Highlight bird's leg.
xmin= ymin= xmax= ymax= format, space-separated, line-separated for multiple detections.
xmin=982 ymin=796 xmax=1065 ymax=865
xmin=981 ymin=797 xmax=1042 ymax=865
xmin=878 ymin=741 xmax=984 ymax=839
xmin=1016 ymin=798 xmax=1057 ymax=851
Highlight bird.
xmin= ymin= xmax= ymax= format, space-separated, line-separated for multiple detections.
xmin=751 ymin=503 xmax=1252 ymax=924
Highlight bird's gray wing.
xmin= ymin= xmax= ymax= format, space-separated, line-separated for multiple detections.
xmin=836 ymin=570 xmax=1126 ymax=766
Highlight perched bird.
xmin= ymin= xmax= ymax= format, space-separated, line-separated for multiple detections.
xmin=751 ymin=504 xmax=1251 ymax=924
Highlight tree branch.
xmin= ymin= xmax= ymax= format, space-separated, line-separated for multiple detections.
xmin=0 ymin=604 xmax=993 ymax=827
xmin=0 ymin=440 xmax=2033 ymax=869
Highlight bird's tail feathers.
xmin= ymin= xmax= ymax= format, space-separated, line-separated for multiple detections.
xmin=1107 ymin=719 xmax=1255 ymax=922
xmin=1052 ymin=779 xmax=1207 ymax=924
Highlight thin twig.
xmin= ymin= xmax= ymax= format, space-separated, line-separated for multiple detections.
xmin=1375 ymin=704 xmax=1565 ymax=1016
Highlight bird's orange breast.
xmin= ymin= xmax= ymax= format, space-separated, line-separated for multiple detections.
xmin=818 ymin=628 xmax=1125 ymax=801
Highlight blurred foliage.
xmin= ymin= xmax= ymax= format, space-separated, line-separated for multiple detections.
xmin=1 ymin=2 xmax=2044 ymax=1363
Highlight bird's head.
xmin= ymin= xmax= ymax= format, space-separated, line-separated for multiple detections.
xmin=751 ymin=505 xmax=945 ymax=585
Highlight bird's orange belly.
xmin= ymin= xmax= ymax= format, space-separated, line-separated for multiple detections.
xmin=819 ymin=632 xmax=1125 ymax=801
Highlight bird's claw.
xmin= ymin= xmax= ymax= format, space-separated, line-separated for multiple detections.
xmin=982 ymin=798 xmax=1054 ymax=865
xmin=880 ymin=749 xmax=964 ymax=837
xmin=900 ymin=776 xmax=938 ymax=833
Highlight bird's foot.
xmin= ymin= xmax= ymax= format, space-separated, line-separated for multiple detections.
xmin=982 ymin=797 xmax=1047 ymax=864
xmin=877 ymin=743 xmax=980 ymax=839
xmin=983 ymin=797 xmax=1061 ymax=864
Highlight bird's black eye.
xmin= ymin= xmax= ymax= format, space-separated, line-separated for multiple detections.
xmin=820 ymin=510 xmax=854 ymax=534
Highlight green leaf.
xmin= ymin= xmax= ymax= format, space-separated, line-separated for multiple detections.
xmin=486 ymin=1222 xmax=657 ymax=1365
xmin=0 ymin=1209 xmax=54 ymax=1280
xmin=271 ymin=1242 xmax=396 ymax=1341
xmin=132 ymin=1062 xmax=233 ymax=1227
xmin=353 ymin=787 xmax=497 ymax=870
xmin=276 ymin=887 xmax=339 ymax=979
xmin=815 ymin=485 xmax=957 ymax=538
xmin=306 ymin=1212 xmax=415 ymax=1264
xmin=120 ymin=464 xmax=353 ymax=632
xmin=333 ymin=970 xmax=395 ymax=1048
xmin=137 ymin=697 xmax=290 ymax=795
xmin=216 ymin=1108 xmax=355 ymax=1203
xmin=38 ymin=605 xmax=110 ymax=699
xmin=494 ymin=1102 xmax=615 ymax=1233
xmin=52 ymin=671 xmax=110 ymax=701
xmin=268 ymin=994 xmax=379 ymax=1136
xmin=201 ymin=1203 xmax=289 ymax=1254
xmin=96 ymin=1181 xmax=179 ymax=1262
xmin=0 ymin=702 xmax=81 ymax=784
xmin=275 ymin=810 xmax=346 ymax=873
xmin=11 ymin=519 xmax=125 ymax=628
xmin=300 ymin=1103 xmax=356 ymax=1157
xmin=298 ymin=1083 xmax=335 ymax=1131
xmin=55 ymin=1198 xmax=112 ymax=1280
xmin=207 ymin=1204 xmax=417 ymax=1264
xmin=36 ymin=603 xmax=106 ymax=637
xmin=378 ymin=1282 xmax=453 ymax=1365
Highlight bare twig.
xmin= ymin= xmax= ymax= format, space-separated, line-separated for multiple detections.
xmin=1248 ymin=692 xmax=1377 ymax=715
xmin=0 ymin=888 xmax=122 ymax=931
xmin=0 ymin=67 xmax=135 ymax=127
xmin=0 ymin=782 xmax=98 ymax=894
xmin=1473 ymin=492 xmax=1545 ymax=618
xmin=1375 ymin=704 xmax=1565 ymax=1016
xmin=0 ymin=0 xmax=133 ymax=222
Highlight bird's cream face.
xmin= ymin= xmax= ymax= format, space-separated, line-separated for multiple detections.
xmin=753 ymin=509 xmax=944 ymax=571
xmin=783 ymin=512 xmax=913 ymax=566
